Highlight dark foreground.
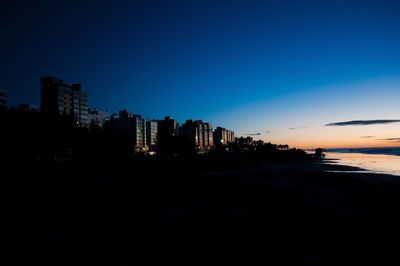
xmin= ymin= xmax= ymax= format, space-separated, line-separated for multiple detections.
xmin=21 ymin=155 xmax=400 ymax=265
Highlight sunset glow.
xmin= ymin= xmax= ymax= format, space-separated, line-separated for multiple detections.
xmin=2 ymin=0 xmax=400 ymax=149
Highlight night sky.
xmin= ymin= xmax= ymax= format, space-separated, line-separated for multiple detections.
xmin=1 ymin=0 xmax=400 ymax=148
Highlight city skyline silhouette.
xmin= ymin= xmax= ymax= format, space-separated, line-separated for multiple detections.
xmin=3 ymin=1 xmax=400 ymax=265
xmin=2 ymin=0 xmax=400 ymax=148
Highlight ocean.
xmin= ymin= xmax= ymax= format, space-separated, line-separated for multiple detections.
xmin=327 ymin=147 xmax=400 ymax=156
xmin=325 ymin=147 xmax=400 ymax=176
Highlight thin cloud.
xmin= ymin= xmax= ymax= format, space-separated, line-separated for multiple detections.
xmin=378 ymin=137 xmax=400 ymax=142
xmin=266 ymin=131 xmax=270 ymax=134
xmin=325 ymin=119 xmax=400 ymax=126
xmin=246 ymin=133 xmax=262 ymax=136
xmin=288 ymin=126 xmax=307 ymax=130
xmin=360 ymin=136 xmax=375 ymax=138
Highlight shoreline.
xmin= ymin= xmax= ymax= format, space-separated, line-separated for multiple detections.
xmin=322 ymin=151 xmax=400 ymax=178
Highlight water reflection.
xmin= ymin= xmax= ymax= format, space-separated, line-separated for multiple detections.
xmin=326 ymin=152 xmax=400 ymax=176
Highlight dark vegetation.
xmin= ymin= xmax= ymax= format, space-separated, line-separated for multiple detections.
xmin=2 ymin=108 xmax=399 ymax=265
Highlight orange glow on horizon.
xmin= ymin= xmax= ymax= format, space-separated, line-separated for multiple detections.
xmin=255 ymin=124 xmax=400 ymax=150
xmin=289 ymin=141 xmax=400 ymax=150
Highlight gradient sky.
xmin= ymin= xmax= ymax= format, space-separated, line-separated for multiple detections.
xmin=1 ymin=0 xmax=399 ymax=148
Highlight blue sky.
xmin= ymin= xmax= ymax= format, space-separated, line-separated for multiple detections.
xmin=1 ymin=0 xmax=399 ymax=147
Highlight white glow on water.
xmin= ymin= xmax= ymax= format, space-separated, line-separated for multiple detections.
xmin=326 ymin=152 xmax=400 ymax=176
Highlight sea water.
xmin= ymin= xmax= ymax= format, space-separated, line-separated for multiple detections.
xmin=325 ymin=148 xmax=400 ymax=176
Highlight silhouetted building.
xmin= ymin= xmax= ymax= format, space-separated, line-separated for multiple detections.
xmin=133 ymin=114 xmax=146 ymax=150
xmin=227 ymin=129 xmax=235 ymax=143
xmin=180 ymin=119 xmax=199 ymax=148
xmin=88 ymin=108 xmax=110 ymax=128
xmin=196 ymin=121 xmax=204 ymax=148
xmin=18 ymin=104 xmax=38 ymax=112
xmin=180 ymin=120 xmax=214 ymax=151
xmin=235 ymin=136 xmax=255 ymax=151
xmin=0 ymin=89 xmax=6 ymax=107
xmin=40 ymin=77 xmax=89 ymax=127
xmin=314 ymin=148 xmax=325 ymax=158
xmin=146 ymin=120 xmax=158 ymax=151
xmin=214 ymin=127 xmax=223 ymax=145
xmin=214 ymin=127 xmax=235 ymax=146
xmin=155 ymin=116 xmax=199 ymax=155
xmin=115 ymin=110 xmax=147 ymax=151
xmin=202 ymin=122 xmax=214 ymax=149
xmin=277 ymin=144 xmax=289 ymax=151
xmin=157 ymin=116 xmax=179 ymax=140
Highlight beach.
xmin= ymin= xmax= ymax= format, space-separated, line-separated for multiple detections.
xmin=25 ymin=156 xmax=400 ymax=265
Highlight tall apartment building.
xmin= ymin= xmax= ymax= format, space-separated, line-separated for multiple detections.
xmin=0 ymin=89 xmax=6 ymax=107
xmin=180 ymin=119 xmax=199 ymax=147
xmin=133 ymin=114 xmax=146 ymax=149
xmin=157 ymin=116 xmax=180 ymax=140
xmin=202 ymin=122 xmax=214 ymax=149
xmin=40 ymin=77 xmax=89 ymax=127
xmin=227 ymin=129 xmax=235 ymax=143
xmin=146 ymin=120 xmax=158 ymax=151
xmin=116 ymin=110 xmax=146 ymax=151
xmin=214 ymin=127 xmax=235 ymax=146
xmin=196 ymin=121 xmax=204 ymax=148
xmin=154 ymin=116 xmax=180 ymax=154
xmin=180 ymin=120 xmax=214 ymax=151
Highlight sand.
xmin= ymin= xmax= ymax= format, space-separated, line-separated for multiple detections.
xmin=23 ymin=157 xmax=400 ymax=265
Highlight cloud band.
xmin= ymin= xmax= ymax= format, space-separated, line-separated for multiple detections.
xmin=326 ymin=120 xmax=400 ymax=126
